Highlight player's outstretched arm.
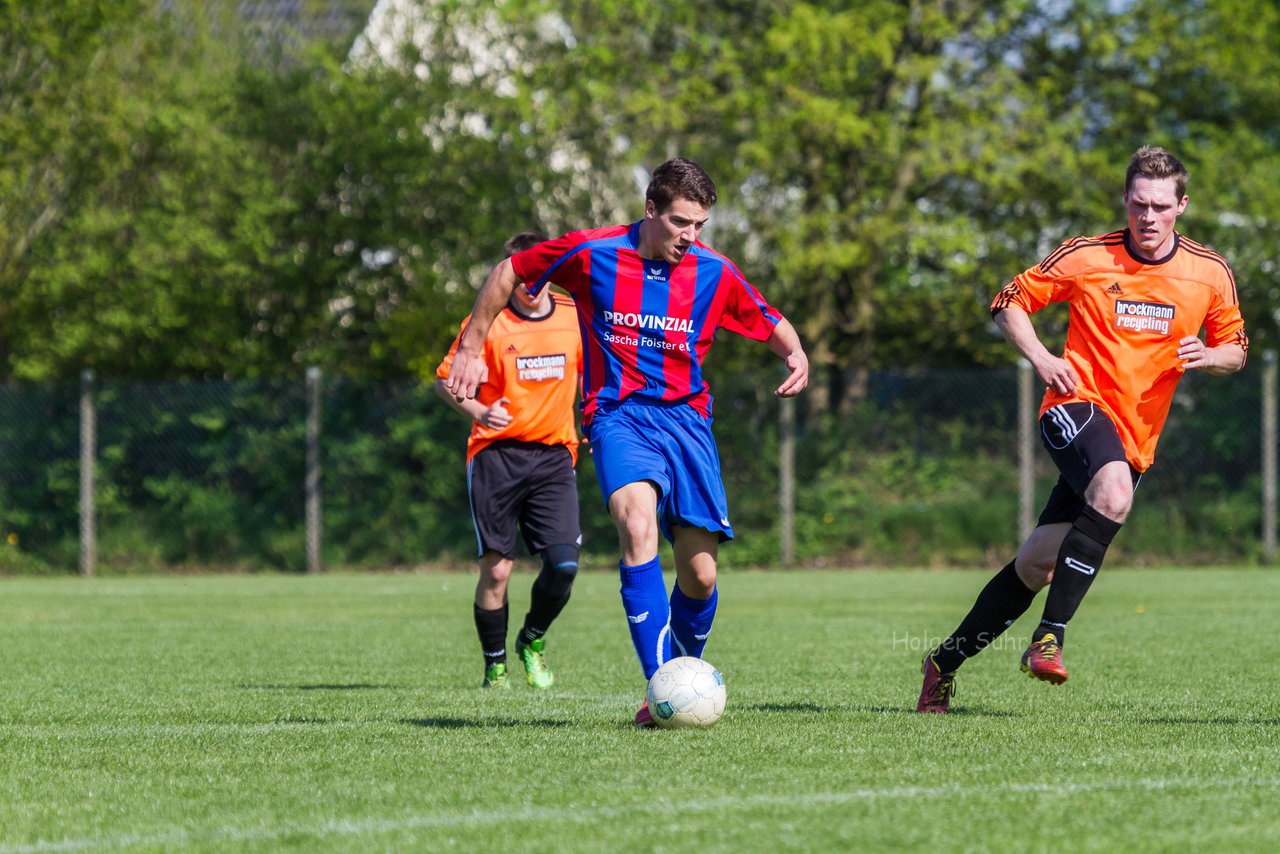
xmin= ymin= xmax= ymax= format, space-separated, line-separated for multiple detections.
xmin=766 ymin=318 xmax=809 ymax=398
xmin=994 ymin=307 xmax=1078 ymax=395
xmin=1177 ymin=337 xmax=1246 ymax=376
xmin=445 ymin=259 xmax=521 ymax=401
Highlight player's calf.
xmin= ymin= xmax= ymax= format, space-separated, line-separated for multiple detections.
xmin=516 ymin=543 xmax=579 ymax=689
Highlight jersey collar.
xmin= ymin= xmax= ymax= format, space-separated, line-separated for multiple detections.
xmin=627 ymin=220 xmax=643 ymax=251
xmin=1122 ymin=228 xmax=1180 ymax=266
xmin=507 ymin=294 xmax=557 ymax=322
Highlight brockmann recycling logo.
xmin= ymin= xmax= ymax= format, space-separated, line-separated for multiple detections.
xmin=516 ymin=353 xmax=566 ymax=382
xmin=1113 ymin=299 xmax=1174 ymax=335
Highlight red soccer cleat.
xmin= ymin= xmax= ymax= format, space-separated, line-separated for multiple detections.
xmin=1020 ymin=633 xmax=1069 ymax=685
xmin=916 ymin=652 xmax=956 ymax=714
xmin=634 ymin=699 xmax=658 ymax=729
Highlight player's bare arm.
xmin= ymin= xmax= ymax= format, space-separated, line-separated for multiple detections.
xmin=766 ymin=318 xmax=809 ymax=397
xmin=994 ymin=307 xmax=1078 ymax=395
xmin=432 ymin=380 xmax=513 ymax=429
xmin=445 ymin=258 xmax=522 ymax=401
xmin=1177 ymin=337 xmax=1246 ymax=376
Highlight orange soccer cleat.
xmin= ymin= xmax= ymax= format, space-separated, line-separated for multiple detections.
xmin=1020 ymin=633 xmax=1069 ymax=685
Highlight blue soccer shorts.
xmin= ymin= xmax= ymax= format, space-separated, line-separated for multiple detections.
xmin=587 ymin=401 xmax=733 ymax=543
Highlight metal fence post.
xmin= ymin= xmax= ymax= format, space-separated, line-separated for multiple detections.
xmin=306 ymin=367 xmax=322 ymax=574
xmin=1017 ymin=360 xmax=1035 ymax=541
xmin=1263 ymin=350 xmax=1277 ymax=565
xmin=779 ymin=394 xmax=795 ymax=569
xmin=79 ymin=369 xmax=96 ymax=577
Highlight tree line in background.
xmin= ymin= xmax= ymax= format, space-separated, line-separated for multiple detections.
xmin=2 ymin=1 xmax=1277 ymax=572
xmin=4 ymin=0 xmax=1279 ymax=408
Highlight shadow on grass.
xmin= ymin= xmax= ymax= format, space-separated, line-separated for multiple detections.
xmin=739 ymin=702 xmax=1021 ymax=719
xmin=743 ymin=702 xmax=830 ymax=714
xmin=1139 ymin=716 xmax=1280 ymax=726
xmin=240 ymin=683 xmax=397 ymax=691
xmin=401 ymin=717 xmax=573 ymax=730
xmin=862 ymin=704 xmax=1021 ymax=719
xmin=274 ymin=717 xmax=332 ymax=724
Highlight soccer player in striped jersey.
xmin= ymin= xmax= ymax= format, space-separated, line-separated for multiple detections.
xmin=446 ymin=158 xmax=809 ymax=727
xmin=435 ymin=232 xmax=584 ymax=691
xmin=918 ymin=146 xmax=1248 ymax=713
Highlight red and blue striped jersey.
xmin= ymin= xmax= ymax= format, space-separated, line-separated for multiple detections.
xmin=512 ymin=222 xmax=783 ymax=424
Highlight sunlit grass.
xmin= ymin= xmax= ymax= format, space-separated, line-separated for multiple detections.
xmin=1 ymin=568 xmax=1277 ymax=851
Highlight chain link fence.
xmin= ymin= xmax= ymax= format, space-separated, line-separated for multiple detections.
xmin=0 ymin=357 xmax=1275 ymax=575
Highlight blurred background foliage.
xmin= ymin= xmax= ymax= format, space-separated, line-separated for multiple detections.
xmin=1 ymin=0 xmax=1275 ymax=571
xmin=3 ymin=0 xmax=1277 ymax=388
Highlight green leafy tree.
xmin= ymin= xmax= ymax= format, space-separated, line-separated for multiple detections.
xmin=0 ymin=0 xmax=150 ymax=373
xmin=1 ymin=5 xmax=299 ymax=379
xmin=1118 ymin=0 xmax=1280 ymax=350
xmin=510 ymin=0 xmax=1279 ymax=412
xmin=4 ymin=0 xmax=1277 ymax=385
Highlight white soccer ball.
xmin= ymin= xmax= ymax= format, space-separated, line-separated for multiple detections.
xmin=646 ymin=656 xmax=726 ymax=729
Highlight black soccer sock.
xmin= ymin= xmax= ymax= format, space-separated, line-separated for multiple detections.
xmin=933 ymin=561 xmax=1037 ymax=674
xmin=519 ymin=544 xmax=579 ymax=644
xmin=1036 ymin=505 xmax=1123 ymax=645
xmin=474 ymin=602 xmax=508 ymax=666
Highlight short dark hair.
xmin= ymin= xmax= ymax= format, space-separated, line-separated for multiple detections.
xmin=1125 ymin=146 xmax=1188 ymax=198
xmin=645 ymin=157 xmax=717 ymax=213
xmin=503 ymin=231 xmax=546 ymax=257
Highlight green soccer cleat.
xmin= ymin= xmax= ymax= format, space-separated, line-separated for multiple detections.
xmin=515 ymin=636 xmax=554 ymax=689
xmin=482 ymin=661 xmax=511 ymax=690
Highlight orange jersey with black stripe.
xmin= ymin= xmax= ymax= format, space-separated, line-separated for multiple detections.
xmin=436 ymin=293 xmax=583 ymax=464
xmin=992 ymin=230 xmax=1248 ymax=471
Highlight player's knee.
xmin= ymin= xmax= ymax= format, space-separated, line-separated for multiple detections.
xmin=539 ymin=543 xmax=579 ymax=599
xmin=1088 ymin=493 xmax=1132 ymax=523
xmin=1086 ymin=466 xmax=1134 ymax=522
xmin=479 ymin=553 xmax=514 ymax=586
xmin=614 ymin=509 xmax=658 ymax=554
xmin=681 ymin=568 xmax=716 ymax=599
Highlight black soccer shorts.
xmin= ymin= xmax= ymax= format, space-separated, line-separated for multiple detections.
xmin=1036 ymin=402 xmax=1141 ymax=526
xmin=466 ymin=440 xmax=580 ymax=559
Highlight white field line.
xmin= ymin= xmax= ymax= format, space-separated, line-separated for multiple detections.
xmin=3 ymin=775 xmax=1277 ymax=853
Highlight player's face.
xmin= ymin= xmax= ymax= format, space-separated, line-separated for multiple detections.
xmin=1124 ymin=175 xmax=1187 ymax=261
xmin=510 ymin=283 xmax=550 ymax=316
xmin=641 ymin=197 xmax=709 ymax=264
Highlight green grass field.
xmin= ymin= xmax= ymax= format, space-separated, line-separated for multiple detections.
xmin=1 ymin=568 xmax=1278 ymax=852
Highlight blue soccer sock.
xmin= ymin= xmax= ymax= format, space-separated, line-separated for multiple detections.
xmin=669 ymin=582 xmax=717 ymax=659
xmin=619 ymin=556 xmax=671 ymax=680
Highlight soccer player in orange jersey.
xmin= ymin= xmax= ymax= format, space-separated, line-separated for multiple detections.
xmin=918 ymin=146 xmax=1248 ymax=713
xmin=435 ymin=232 xmax=584 ymax=690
